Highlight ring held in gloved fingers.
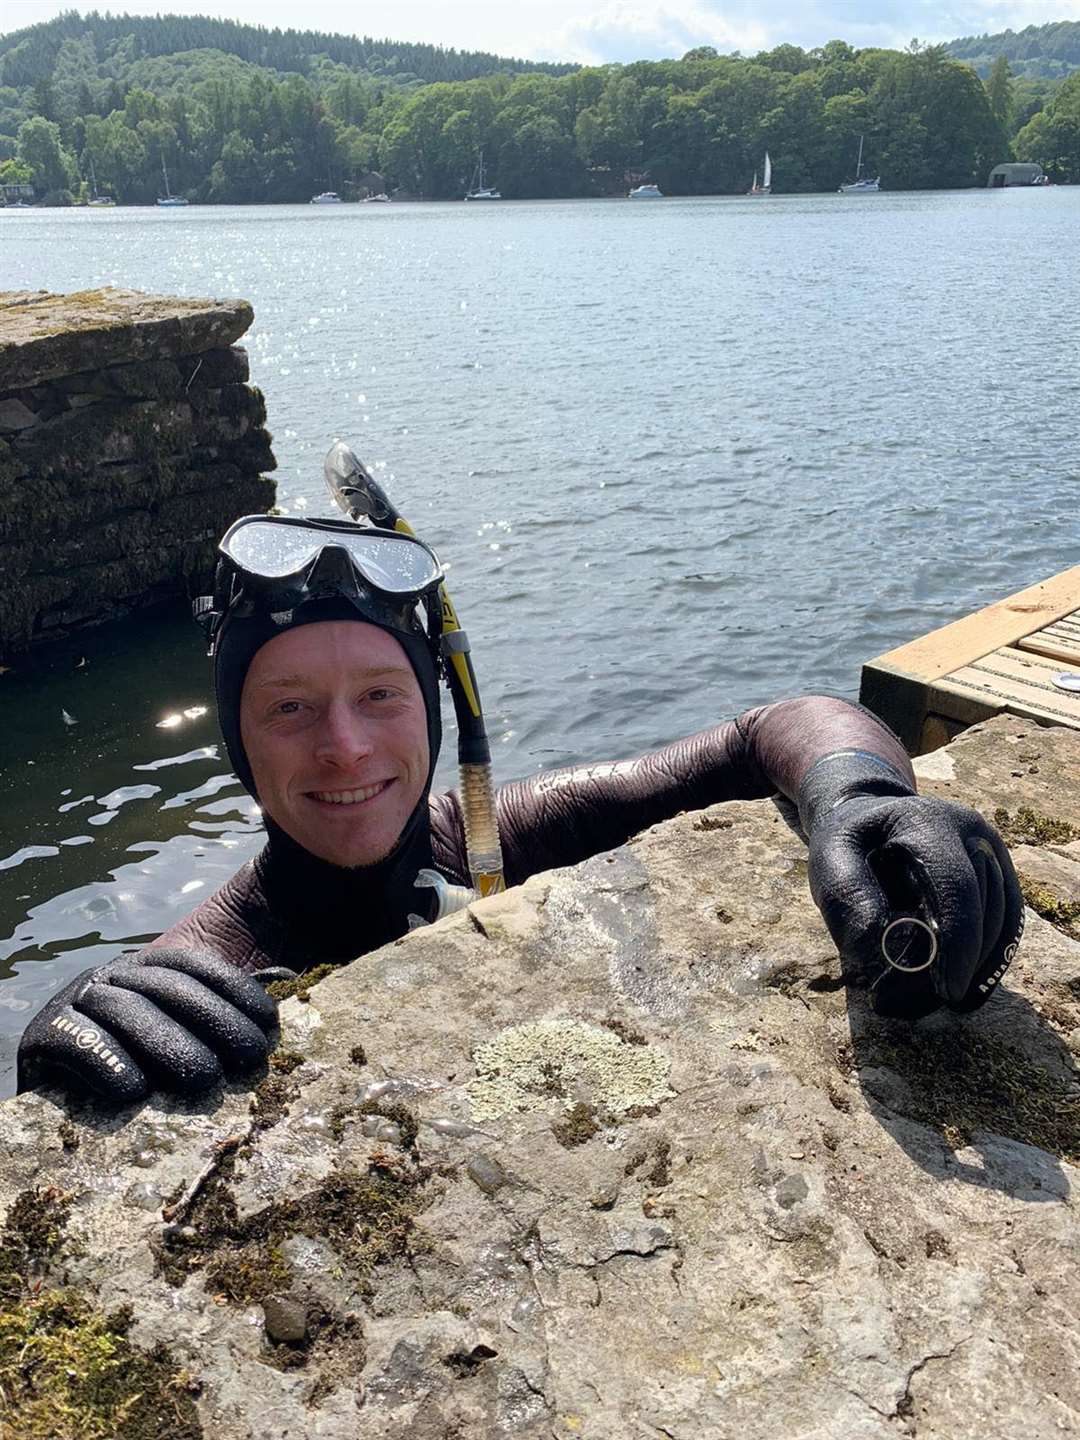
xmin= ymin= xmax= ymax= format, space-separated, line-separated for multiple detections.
xmin=880 ymin=915 xmax=939 ymax=974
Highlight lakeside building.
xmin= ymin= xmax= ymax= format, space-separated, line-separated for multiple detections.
xmin=987 ymin=162 xmax=1047 ymax=187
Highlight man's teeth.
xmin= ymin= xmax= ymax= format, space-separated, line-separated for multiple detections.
xmin=313 ymin=782 xmax=387 ymax=805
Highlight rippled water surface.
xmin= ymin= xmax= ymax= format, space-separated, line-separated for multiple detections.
xmin=2 ymin=190 xmax=1077 ymax=1089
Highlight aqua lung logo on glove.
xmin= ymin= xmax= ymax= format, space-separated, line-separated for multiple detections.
xmin=979 ymin=909 xmax=1026 ymax=996
xmin=49 ymin=1016 xmax=127 ymax=1073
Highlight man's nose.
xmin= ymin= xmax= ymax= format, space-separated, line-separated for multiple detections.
xmin=313 ymin=704 xmax=375 ymax=766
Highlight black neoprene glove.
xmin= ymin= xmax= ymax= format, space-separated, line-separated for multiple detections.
xmin=798 ymin=750 xmax=1024 ymax=1019
xmin=16 ymin=948 xmax=297 ymax=1102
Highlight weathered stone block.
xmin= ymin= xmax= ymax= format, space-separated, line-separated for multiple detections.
xmin=1 ymin=716 xmax=1076 ymax=1438
xmin=0 ymin=396 xmax=37 ymax=431
xmin=0 ymin=288 xmax=254 ymax=390
xmin=0 ymin=291 xmax=276 ymax=654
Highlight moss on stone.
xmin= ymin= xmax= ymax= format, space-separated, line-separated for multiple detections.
xmin=552 ymin=1102 xmax=601 ymax=1148
xmin=328 ymin=1098 xmax=420 ymax=1149
xmin=858 ymin=1024 xmax=1080 ymax=1162
xmin=994 ymin=806 xmax=1080 ymax=848
xmin=1018 ymin=873 xmax=1080 ymax=941
xmin=269 ymin=1049 xmax=304 ymax=1075
xmin=155 ymin=1150 xmax=435 ymax=1303
xmin=266 ymin=964 xmax=336 ymax=1003
xmin=0 ymin=1187 xmax=203 ymax=1439
xmin=205 ymin=1242 xmax=291 ymax=1305
xmin=646 ymin=1139 xmax=673 ymax=1188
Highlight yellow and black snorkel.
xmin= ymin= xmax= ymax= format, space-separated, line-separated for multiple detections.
xmin=323 ymin=442 xmax=505 ymax=911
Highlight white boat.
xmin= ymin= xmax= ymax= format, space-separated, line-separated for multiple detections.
xmin=465 ymin=151 xmax=500 ymax=200
xmin=747 ymin=151 xmax=772 ymax=197
xmin=628 ymin=182 xmax=663 ymax=198
xmin=310 ymin=191 xmax=343 ymax=204
xmin=839 ymin=136 xmax=880 ymax=194
xmin=156 ymin=155 xmax=189 ymax=206
xmin=363 ymin=192 xmax=391 ymax=203
xmin=87 ymin=158 xmax=114 ymax=207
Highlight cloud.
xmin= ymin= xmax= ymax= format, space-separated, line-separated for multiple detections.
xmin=538 ymin=0 xmax=1080 ymax=64
xmin=544 ymin=1 xmax=768 ymax=64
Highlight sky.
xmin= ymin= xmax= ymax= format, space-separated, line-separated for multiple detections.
xmin=3 ymin=0 xmax=1080 ymax=66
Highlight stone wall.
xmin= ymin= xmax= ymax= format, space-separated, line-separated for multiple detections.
xmin=0 ymin=288 xmax=276 ymax=659
xmin=0 ymin=714 xmax=1077 ymax=1438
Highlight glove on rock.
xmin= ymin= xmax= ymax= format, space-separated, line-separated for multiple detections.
xmin=798 ymin=750 xmax=1024 ymax=1020
xmin=16 ymin=948 xmax=296 ymax=1102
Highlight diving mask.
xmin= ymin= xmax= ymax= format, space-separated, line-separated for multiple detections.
xmin=195 ymin=514 xmax=445 ymax=651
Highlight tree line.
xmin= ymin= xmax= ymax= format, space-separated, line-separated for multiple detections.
xmin=2 ymin=28 xmax=1078 ymax=205
xmin=946 ymin=20 xmax=1080 ymax=78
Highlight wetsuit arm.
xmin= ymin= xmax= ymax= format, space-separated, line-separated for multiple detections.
xmin=479 ymin=696 xmax=914 ymax=886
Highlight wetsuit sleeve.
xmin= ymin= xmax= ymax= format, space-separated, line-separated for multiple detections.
xmin=480 ymin=696 xmax=915 ymax=887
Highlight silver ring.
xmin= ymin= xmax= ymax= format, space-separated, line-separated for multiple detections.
xmin=880 ymin=915 xmax=938 ymax=974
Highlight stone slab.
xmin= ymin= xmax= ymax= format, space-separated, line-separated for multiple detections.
xmin=1 ymin=714 xmax=1078 ymax=1438
xmin=0 ymin=288 xmax=255 ymax=391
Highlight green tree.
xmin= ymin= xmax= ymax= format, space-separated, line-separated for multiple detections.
xmin=16 ymin=115 xmax=76 ymax=193
xmin=1015 ymin=69 xmax=1080 ymax=179
xmin=985 ymin=55 xmax=1014 ymax=132
xmin=0 ymin=156 xmax=33 ymax=183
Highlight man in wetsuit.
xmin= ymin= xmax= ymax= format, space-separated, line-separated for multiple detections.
xmin=17 ymin=511 xmax=1024 ymax=1101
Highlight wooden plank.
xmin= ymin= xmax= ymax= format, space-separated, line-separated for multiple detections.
xmin=864 ymin=565 xmax=1080 ymax=684
xmin=1018 ymin=635 xmax=1080 ymax=666
xmin=941 ymin=645 xmax=1080 ymax=730
xmin=1018 ymin=615 xmax=1080 ymax=666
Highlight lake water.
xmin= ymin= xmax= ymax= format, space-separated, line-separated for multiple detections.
xmin=1 ymin=189 xmax=1077 ymax=1092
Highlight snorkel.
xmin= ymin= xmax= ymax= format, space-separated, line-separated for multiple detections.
xmin=324 ymin=442 xmax=506 ymax=910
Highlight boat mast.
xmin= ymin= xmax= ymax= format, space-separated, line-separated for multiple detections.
xmin=855 ymin=135 xmax=864 ymax=182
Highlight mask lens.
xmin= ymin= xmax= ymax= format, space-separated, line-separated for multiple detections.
xmin=223 ymin=521 xmax=321 ymax=577
xmin=221 ymin=519 xmax=442 ymax=594
xmin=349 ymin=532 xmax=440 ymax=593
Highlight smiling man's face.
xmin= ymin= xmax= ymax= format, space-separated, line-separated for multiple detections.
xmin=239 ymin=620 xmax=430 ymax=868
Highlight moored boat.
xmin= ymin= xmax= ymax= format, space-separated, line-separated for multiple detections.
xmin=628 ymin=182 xmax=663 ymax=198
xmin=747 ymin=151 xmax=772 ymax=197
xmin=310 ymin=191 xmax=343 ymax=204
xmin=838 ymin=136 xmax=879 ymax=194
xmin=465 ymin=151 xmax=500 ymax=200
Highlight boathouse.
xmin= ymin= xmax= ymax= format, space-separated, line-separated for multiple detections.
xmin=987 ymin=162 xmax=1045 ymax=187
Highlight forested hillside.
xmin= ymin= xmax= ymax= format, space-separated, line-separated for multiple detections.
xmin=0 ymin=13 xmax=1076 ymax=204
xmin=0 ymin=11 xmax=575 ymax=88
xmin=946 ymin=20 xmax=1080 ymax=77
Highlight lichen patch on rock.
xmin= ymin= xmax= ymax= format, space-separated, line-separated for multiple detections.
xmin=466 ymin=1016 xmax=673 ymax=1122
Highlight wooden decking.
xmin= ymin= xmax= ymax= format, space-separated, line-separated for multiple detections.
xmin=859 ymin=565 xmax=1080 ymax=753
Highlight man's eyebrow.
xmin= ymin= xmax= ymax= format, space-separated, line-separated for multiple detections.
xmin=257 ymin=666 xmax=414 ymax=689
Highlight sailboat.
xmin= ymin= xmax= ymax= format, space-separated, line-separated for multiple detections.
xmin=747 ymin=150 xmax=772 ymax=197
xmin=464 ymin=150 xmax=500 ymax=201
xmin=87 ymin=158 xmax=114 ymax=207
xmin=157 ymin=155 xmax=189 ymax=207
xmin=838 ymin=136 xmax=880 ymax=194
